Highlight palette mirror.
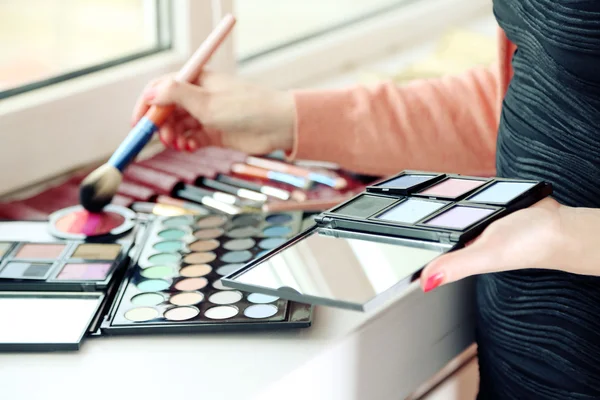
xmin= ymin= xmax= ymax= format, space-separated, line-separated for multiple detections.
xmin=0 ymin=292 xmax=104 ymax=351
xmin=224 ymin=227 xmax=452 ymax=311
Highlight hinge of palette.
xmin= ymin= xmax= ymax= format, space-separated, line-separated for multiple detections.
xmin=438 ymin=232 xmax=452 ymax=244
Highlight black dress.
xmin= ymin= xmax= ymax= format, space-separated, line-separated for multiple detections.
xmin=477 ymin=1 xmax=600 ymax=398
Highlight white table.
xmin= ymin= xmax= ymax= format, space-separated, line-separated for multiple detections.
xmin=0 ymin=278 xmax=474 ymax=400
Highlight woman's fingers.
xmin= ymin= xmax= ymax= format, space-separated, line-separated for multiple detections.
xmin=131 ymin=77 xmax=168 ymax=125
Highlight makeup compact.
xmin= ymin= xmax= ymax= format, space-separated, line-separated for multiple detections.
xmin=0 ymin=209 xmax=312 ymax=351
xmin=0 ymin=241 xmax=130 ymax=291
xmin=223 ymin=171 xmax=553 ymax=311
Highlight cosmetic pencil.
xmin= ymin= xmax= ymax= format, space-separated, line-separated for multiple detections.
xmin=175 ymin=188 xmax=242 ymax=215
xmin=79 ymin=14 xmax=236 ymax=212
xmin=215 ymin=174 xmax=291 ymax=200
xmin=131 ymin=202 xmax=202 ymax=216
xmin=230 ymin=163 xmax=310 ymax=189
xmin=155 ymin=195 xmax=210 ymax=214
xmin=202 ymin=178 xmax=268 ymax=202
xmin=183 ymin=184 xmax=260 ymax=208
xmin=261 ymin=196 xmax=352 ymax=212
xmin=246 ymin=156 xmax=347 ymax=189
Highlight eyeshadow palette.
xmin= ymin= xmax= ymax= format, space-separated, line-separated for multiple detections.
xmin=223 ymin=171 xmax=552 ymax=311
xmin=0 ymin=241 xmax=131 ymax=291
xmin=101 ymin=212 xmax=312 ymax=333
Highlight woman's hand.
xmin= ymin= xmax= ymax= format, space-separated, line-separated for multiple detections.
xmin=420 ymin=197 xmax=596 ymax=292
xmin=131 ymin=71 xmax=295 ymax=154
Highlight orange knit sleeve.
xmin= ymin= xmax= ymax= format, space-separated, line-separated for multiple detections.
xmin=287 ymin=31 xmax=511 ymax=177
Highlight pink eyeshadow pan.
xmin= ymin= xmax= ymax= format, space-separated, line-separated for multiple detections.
xmin=424 ymin=206 xmax=495 ymax=230
xmin=419 ymin=178 xmax=486 ymax=198
xmin=56 ymin=263 xmax=112 ymax=281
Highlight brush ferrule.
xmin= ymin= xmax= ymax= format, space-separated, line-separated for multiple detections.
xmin=108 ymin=117 xmax=158 ymax=171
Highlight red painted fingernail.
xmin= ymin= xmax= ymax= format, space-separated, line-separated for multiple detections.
xmin=424 ymin=272 xmax=445 ymax=292
xmin=185 ymin=142 xmax=192 ymax=152
xmin=173 ymin=141 xmax=180 ymax=151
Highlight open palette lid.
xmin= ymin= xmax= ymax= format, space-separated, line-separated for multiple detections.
xmin=223 ymin=170 xmax=553 ymax=311
xmin=0 ymin=291 xmax=104 ymax=351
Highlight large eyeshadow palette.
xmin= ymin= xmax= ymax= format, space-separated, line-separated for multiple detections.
xmin=223 ymin=171 xmax=552 ymax=311
xmin=102 ymin=212 xmax=312 ymax=333
xmin=0 ymin=240 xmax=131 ymax=291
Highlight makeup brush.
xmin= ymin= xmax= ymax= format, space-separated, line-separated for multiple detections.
xmin=79 ymin=14 xmax=236 ymax=212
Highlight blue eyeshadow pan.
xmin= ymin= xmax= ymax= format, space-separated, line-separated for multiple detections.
xmin=379 ymin=174 xmax=435 ymax=189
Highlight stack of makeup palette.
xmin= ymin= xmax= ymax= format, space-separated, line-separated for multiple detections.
xmin=0 ymin=206 xmax=312 ymax=351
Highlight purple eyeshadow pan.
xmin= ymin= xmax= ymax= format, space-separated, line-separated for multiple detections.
xmin=424 ymin=206 xmax=495 ymax=230
xmin=56 ymin=263 xmax=112 ymax=281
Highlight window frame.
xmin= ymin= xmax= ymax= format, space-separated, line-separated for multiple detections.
xmin=0 ymin=0 xmax=490 ymax=197
xmin=0 ymin=0 xmax=224 ymax=196
xmin=236 ymin=0 xmax=491 ymax=88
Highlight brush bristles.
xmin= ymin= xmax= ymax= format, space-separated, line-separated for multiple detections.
xmin=79 ymin=164 xmax=122 ymax=212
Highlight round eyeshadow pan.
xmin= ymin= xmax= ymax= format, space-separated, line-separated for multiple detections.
xmin=216 ymin=263 xmax=244 ymax=276
xmin=153 ymin=240 xmax=186 ymax=252
xmin=247 ymin=293 xmax=280 ymax=304
xmin=158 ymin=228 xmax=187 ymax=240
xmin=258 ymin=237 xmax=286 ymax=250
xmin=189 ymin=239 xmax=220 ymax=252
xmin=208 ymin=290 xmax=243 ymax=305
xmin=232 ymin=214 xmax=262 ymax=227
xmin=141 ymin=265 xmax=177 ymax=279
xmin=255 ymin=250 xmax=269 ymax=258
xmin=196 ymin=215 xmax=228 ymax=229
xmin=170 ymin=292 xmax=204 ymax=306
xmin=148 ymin=252 xmax=181 ymax=265
xmin=164 ymin=306 xmax=200 ymax=321
xmin=183 ymin=252 xmax=216 ymax=265
xmin=262 ymin=225 xmax=292 ymax=237
xmin=204 ymin=305 xmax=239 ymax=320
xmin=131 ymin=292 xmax=165 ymax=306
xmin=137 ymin=279 xmax=170 ymax=292
xmin=223 ymin=238 xmax=255 ymax=251
xmin=244 ymin=304 xmax=278 ymax=319
xmin=124 ymin=307 xmax=159 ymax=322
xmin=194 ymin=228 xmax=224 ymax=240
xmin=220 ymin=250 xmax=253 ymax=264
xmin=213 ymin=279 xmax=234 ymax=291
xmin=226 ymin=227 xmax=260 ymax=239
xmin=175 ymin=277 xmax=208 ymax=291
xmin=180 ymin=264 xmax=212 ymax=278
xmin=162 ymin=215 xmax=195 ymax=227
xmin=265 ymin=214 xmax=292 ymax=225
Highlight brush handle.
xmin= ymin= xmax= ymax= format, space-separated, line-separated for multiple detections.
xmin=108 ymin=117 xmax=157 ymax=171
xmin=147 ymin=14 xmax=236 ymax=126
xmin=108 ymin=14 xmax=236 ymax=171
